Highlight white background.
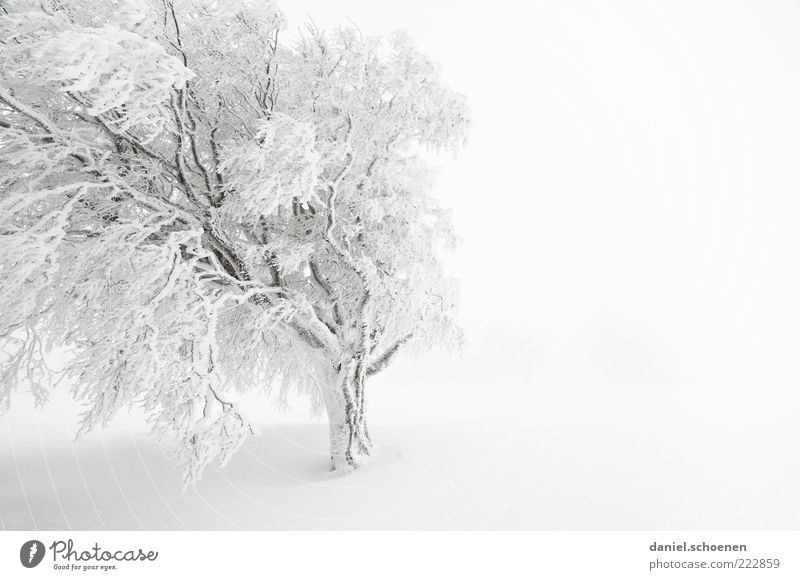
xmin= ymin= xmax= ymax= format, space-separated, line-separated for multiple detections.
xmin=1 ymin=0 xmax=799 ymax=531
xmin=286 ymin=0 xmax=800 ymax=395
xmin=1 ymin=531 xmax=799 ymax=579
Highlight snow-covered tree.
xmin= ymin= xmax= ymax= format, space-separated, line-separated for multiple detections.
xmin=0 ymin=0 xmax=468 ymax=483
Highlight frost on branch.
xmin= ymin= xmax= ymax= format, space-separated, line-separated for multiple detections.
xmin=0 ymin=0 xmax=469 ymax=482
xmin=218 ymin=114 xmax=321 ymax=222
xmin=39 ymin=27 xmax=194 ymax=142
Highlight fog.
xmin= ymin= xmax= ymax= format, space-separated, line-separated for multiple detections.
xmin=281 ymin=0 xmax=800 ymax=396
xmin=2 ymin=0 xmax=800 ymax=531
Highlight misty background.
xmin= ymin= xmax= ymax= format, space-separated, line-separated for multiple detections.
xmin=296 ymin=0 xmax=800 ymax=396
xmin=2 ymin=0 xmax=799 ymax=529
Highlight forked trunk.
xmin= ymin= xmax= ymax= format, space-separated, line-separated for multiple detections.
xmin=323 ymin=360 xmax=372 ymax=471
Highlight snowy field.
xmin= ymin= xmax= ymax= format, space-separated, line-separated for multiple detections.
xmin=2 ymin=351 xmax=797 ymax=530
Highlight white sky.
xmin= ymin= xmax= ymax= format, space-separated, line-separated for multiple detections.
xmin=281 ymin=1 xmax=800 ymax=394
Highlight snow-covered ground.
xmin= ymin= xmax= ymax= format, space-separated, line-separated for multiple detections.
xmin=2 ymin=352 xmax=797 ymax=530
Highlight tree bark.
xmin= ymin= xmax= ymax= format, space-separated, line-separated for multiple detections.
xmin=322 ymin=360 xmax=372 ymax=471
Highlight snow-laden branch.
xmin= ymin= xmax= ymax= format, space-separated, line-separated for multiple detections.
xmin=366 ymin=333 xmax=413 ymax=378
xmin=0 ymin=83 xmax=60 ymax=135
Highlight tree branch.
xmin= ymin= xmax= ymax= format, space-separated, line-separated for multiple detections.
xmin=0 ymin=83 xmax=59 ymax=135
xmin=366 ymin=334 xmax=413 ymax=377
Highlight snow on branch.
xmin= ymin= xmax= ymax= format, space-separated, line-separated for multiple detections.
xmin=39 ymin=26 xmax=194 ymax=142
xmin=217 ymin=114 xmax=321 ymax=221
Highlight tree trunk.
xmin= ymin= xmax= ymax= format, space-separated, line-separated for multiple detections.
xmin=323 ymin=360 xmax=372 ymax=471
